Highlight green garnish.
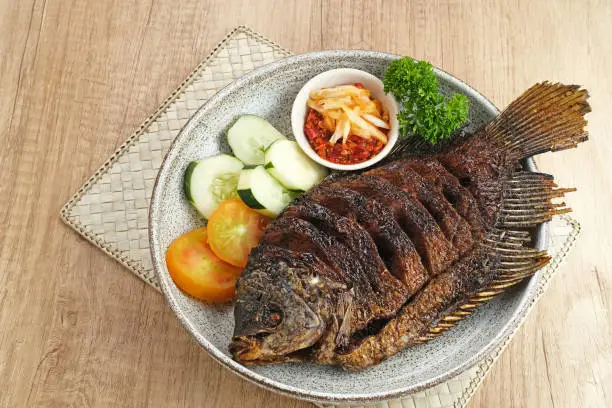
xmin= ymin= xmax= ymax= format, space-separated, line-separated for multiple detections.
xmin=383 ymin=57 xmax=469 ymax=144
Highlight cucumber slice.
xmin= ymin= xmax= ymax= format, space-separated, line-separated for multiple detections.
xmin=237 ymin=165 xmax=295 ymax=217
xmin=184 ymin=154 xmax=244 ymax=218
xmin=264 ymin=140 xmax=328 ymax=191
xmin=227 ymin=115 xmax=286 ymax=165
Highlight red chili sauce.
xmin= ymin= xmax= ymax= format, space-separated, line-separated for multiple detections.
xmin=303 ymin=109 xmax=386 ymax=165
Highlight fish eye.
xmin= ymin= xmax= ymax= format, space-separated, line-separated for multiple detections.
xmin=262 ymin=308 xmax=283 ymax=327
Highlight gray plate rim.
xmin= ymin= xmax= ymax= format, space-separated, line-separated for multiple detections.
xmin=149 ymin=49 xmax=546 ymax=404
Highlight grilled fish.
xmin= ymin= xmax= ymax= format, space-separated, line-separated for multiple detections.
xmin=229 ymin=82 xmax=590 ymax=370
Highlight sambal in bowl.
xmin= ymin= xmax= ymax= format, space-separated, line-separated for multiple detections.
xmin=291 ymin=68 xmax=399 ymax=171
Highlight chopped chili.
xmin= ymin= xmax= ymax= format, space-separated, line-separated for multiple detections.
xmin=304 ymin=109 xmax=386 ymax=165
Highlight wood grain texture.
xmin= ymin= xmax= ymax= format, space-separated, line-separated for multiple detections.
xmin=0 ymin=0 xmax=610 ymax=407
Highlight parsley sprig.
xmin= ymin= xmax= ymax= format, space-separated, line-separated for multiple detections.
xmin=383 ymin=58 xmax=469 ymax=144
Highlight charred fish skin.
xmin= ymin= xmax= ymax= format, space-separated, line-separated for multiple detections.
xmin=307 ymin=185 xmax=429 ymax=296
xmin=231 ymin=82 xmax=590 ymax=370
xmin=329 ymin=174 xmax=457 ymax=276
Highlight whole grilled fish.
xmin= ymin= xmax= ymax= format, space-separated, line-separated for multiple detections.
xmin=229 ymin=82 xmax=590 ymax=370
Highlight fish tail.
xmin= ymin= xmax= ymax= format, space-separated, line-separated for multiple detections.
xmin=486 ymin=82 xmax=590 ymax=160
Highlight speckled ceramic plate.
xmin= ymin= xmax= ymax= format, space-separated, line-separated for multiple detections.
xmin=149 ymin=50 xmax=546 ymax=405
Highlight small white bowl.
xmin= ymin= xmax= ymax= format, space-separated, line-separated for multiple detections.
xmin=291 ymin=68 xmax=399 ymax=171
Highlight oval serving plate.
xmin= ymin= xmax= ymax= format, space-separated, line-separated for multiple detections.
xmin=149 ymin=50 xmax=546 ymax=405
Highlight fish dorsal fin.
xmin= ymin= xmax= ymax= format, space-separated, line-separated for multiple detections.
xmin=498 ymin=171 xmax=574 ymax=227
xmin=485 ymin=82 xmax=590 ymax=160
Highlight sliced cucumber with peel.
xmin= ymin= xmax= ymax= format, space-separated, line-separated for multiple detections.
xmin=237 ymin=165 xmax=295 ymax=217
xmin=264 ymin=140 xmax=328 ymax=192
xmin=184 ymin=154 xmax=244 ymax=218
xmin=227 ymin=115 xmax=286 ymax=165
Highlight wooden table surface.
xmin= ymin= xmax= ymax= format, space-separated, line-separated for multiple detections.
xmin=1 ymin=1 xmax=610 ymax=407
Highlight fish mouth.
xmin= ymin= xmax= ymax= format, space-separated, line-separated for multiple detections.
xmin=229 ymin=336 xmax=263 ymax=362
xmin=229 ymin=335 xmax=311 ymax=365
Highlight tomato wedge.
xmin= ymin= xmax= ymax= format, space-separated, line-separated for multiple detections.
xmin=207 ymin=199 xmax=270 ymax=268
xmin=165 ymin=227 xmax=242 ymax=303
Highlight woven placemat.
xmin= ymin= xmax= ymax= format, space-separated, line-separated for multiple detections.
xmin=60 ymin=26 xmax=580 ymax=408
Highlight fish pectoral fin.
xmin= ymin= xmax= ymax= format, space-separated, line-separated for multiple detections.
xmin=334 ymin=293 xmax=354 ymax=351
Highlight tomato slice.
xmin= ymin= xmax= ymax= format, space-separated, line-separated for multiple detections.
xmin=207 ymin=199 xmax=270 ymax=268
xmin=165 ymin=227 xmax=242 ymax=303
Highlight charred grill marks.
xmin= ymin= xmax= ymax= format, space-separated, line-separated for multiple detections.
xmin=328 ymin=175 xmax=456 ymax=277
xmin=307 ymin=186 xmax=428 ymax=295
xmin=368 ymin=160 xmax=477 ymax=254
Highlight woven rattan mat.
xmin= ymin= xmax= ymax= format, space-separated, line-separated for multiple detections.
xmin=60 ymin=26 xmax=580 ymax=408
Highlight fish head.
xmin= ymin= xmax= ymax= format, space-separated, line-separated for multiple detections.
xmin=230 ymin=262 xmax=327 ymax=364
